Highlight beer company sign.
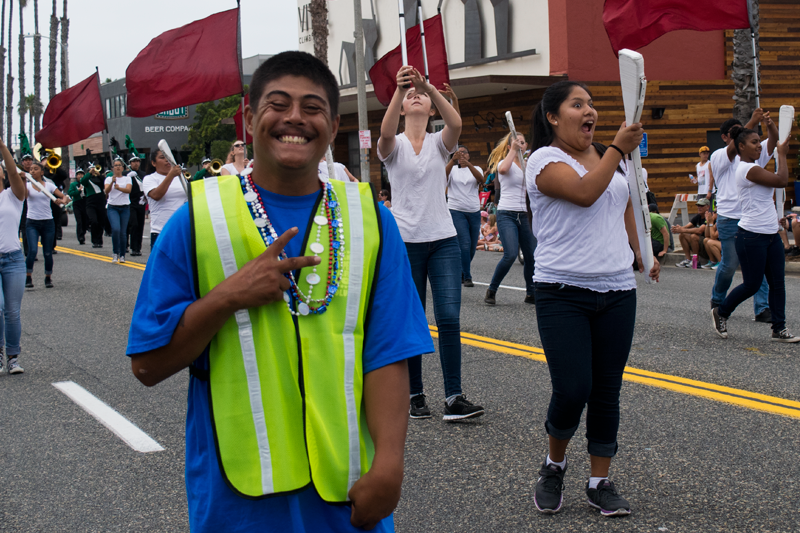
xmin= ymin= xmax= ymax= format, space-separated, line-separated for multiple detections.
xmin=155 ymin=107 xmax=189 ymax=119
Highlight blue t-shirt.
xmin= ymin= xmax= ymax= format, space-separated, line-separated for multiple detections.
xmin=127 ymin=184 xmax=433 ymax=533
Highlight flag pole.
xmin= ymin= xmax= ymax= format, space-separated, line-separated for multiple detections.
xmin=237 ymin=0 xmax=247 ymax=144
xmin=747 ymin=0 xmax=760 ymax=109
xmin=417 ymin=0 xmax=429 ymax=81
xmin=398 ymin=0 xmax=408 ymax=66
xmin=353 ymin=0 xmax=370 ymax=182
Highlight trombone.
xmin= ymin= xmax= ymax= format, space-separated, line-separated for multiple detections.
xmin=209 ymin=159 xmax=224 ymax=175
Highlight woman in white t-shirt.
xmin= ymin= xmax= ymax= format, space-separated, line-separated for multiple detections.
xmin=525 ymin=81 xmax=656 ymax=517
xmin=25 ymin=161 xmax=69 ymax=289
xmin=445 ymin=145 xmax=483 ymax=286
xmin=483 ymin=132 xmax=536 ymax=304
xmin=694 ymin=146 xmax=712 ymax=196
xmin=378 ymin=65 xmax=484 ymax=421
xmin=0 ymin=138 xmax=27 ymax=374
xmin=712 ymin=129 xmax=797 ymax=342
xmin=221 ymin=140 xmax=247 ymax=176
xmin=143 ymin=149 xmax=187 ymax=249
xmin=104 ymin=159 xmax=133 ymax=263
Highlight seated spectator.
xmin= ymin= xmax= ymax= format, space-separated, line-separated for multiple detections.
xmin=778 ymin=214 xmax=800 ymax=256
xmin=477 ymin=213 xmax=502 ymax=251
xmin=378 ymin=189 xmax=392 ymax=208
xmin=703 ymin=210 xmax=721 ymax=269
xmin=671 ymin=198 xmax=711 ymax=268
xmin=649 ymin=203 xmax=669 ymax=262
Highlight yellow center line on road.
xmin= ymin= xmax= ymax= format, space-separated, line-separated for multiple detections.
xmin=36 ymin=243 xmax=147 ymax=271
xmin=429 ymin=325 xmax=800 ymax=420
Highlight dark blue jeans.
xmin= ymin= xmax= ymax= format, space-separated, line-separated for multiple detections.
xmin=449 ymin=209 xmax=481 ymax=281
xmin=106 ymin=205 xmax=131 ymax=256
xmin=0 ymin=249 xmax=25 ymax=356
xmin=534 ymin=283 xmax=636 ymax=457
xmin=25 ymin=218 xmax=55 ymax=275
xmin=405 ymin=236 xmax=462 ymax=399
xmin=712 ymin=215 xmax=768 ymax=314
xmin=719 ymin=229 xmax=786 ymax=332
xmin=489 ymin=210 xmax=537 ymax=294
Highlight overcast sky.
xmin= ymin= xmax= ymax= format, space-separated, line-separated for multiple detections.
xmin=6 ymin=0 xmax=298 ymax=143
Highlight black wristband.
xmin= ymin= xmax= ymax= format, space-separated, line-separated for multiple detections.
xmin=609 ymin=144 xmax=625 ymax=157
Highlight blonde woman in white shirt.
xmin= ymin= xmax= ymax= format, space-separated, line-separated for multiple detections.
xmin=104 ymin=159 xmax=132 ymax=263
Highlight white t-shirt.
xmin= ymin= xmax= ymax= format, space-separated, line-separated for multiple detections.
xmin=378 ymin=131 xmax=457 ymax=243
xmin=695 ymin=161 xmax=710 ymax=195
xmin=221 ymin=163 xmax=244 ymax=176
xmin=497 ymin=161 xmax=527 ymax=212
xmin=104 ymin=175 xmax=132 ymax=206
xmin=143 ymin=172 xmax=187 ymax=233
xmin=641 ymin=168 xmax=649 ymax=189
xmin=711 ymin=140 xmax=771 ymax=219
xmin=736 ymin=162 xmax=779 ymax=234
xmin=317 ymin=161 xmax=351 ymax=182
xmin=446 ymin=165 xmax=482 ymax=213
xmin=0 ymin=188 xmax=24 ymax=253
xmin=526 ymin=146 xmax=636 ymax=293
xmin=26 ymin=180 xmax=57 ymax=220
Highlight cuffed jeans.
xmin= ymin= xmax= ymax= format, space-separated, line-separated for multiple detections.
xmin=0 ymin=250 xmax=25 ymax=356
xmin=712 ymin=215 xmax=768 ymax=314
xmin=720 ymin=229 xmax=786 ymax=332
xmin=449 ymin=209 xmax=481 ymax=281
xmin=107 ymin=205 xmax=131 ymax=256
xmin=534 ymin=283 xmax=636 ymax=457
xmin=25 ymin=218 xmax=55 ymax=275
xmin=405 ymin=236 xmax=463 ymax=399
xmin=489 ymin=210 xmax=536 ymax=294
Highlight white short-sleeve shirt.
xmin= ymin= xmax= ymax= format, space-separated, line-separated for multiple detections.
xmin=696 ymin=161 xmax=710 ymax=195
xmin=446 ymin=165 xmax=482 ymax=213
xmin=143 ymin=172 xmax=187 ymax=234
xmin=497 ymin=161 xmax=527 ymax=212
xmin=317 ymin=161 xmax=351 ymax=182
xmin=25 ymin=180 xmax=57 ymax=220
xmin=711 ymin=140 xmax=771 ymax=219
xmin=104 ymin=175 xmax=132 ymax=206
xmin=378 ymin=131 xmax=457 ymax=243
xmin=736 ymin=162 xmax=779 ymax=234
xmin=526 ymin=146 xmax=636 ymax=293
xmin=0 ymin=188 xmax=24 ymax=253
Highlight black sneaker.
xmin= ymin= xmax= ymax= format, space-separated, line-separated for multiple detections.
xmin=771 ymin=329 xmax=800 ymax=343
xmin=789 ymin=247 xmax=800 ymax=257
xmin=92 ymin=243 xmax=102 ymax=248
xmin=754 ymin=309 xmax=772 ymax=323
xmin=710 ymin=300 xmax=719 ymax=311
xmin=45 ymin=277 xmax=54 ymax=289
xmin=711 ymin=307 xmax=727 ymax=339
xmin=524 ymin=294 xmax=535 ymax=304
xmin=443 ymin=395 xmax=484 ymax=421
xmin=409 ymin=394 xmax=431 ymax=419
xmin=25 ymin=276 xmax=33 ymax=288
xmin=484 ymin=289 xmax=496 ymax=305
xmin=463 ymin=279 xmax=474 ymax=287
xmin=534 ymin=460 xmax=567 ymax=514
xmin=586 ymin=479 xmax=631 ymax=517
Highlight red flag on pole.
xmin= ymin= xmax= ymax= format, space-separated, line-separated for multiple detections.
xmin=35 ymin=71 xmax=105 ymax=148
xmin=126 ymin=8 xmax=242 ymax=117
xmin=369 ymin=15 xmax=450 ymax=107
xmin=603 ymin=0 xmax=750 ymax=55
xmin=234 ymin=94 xmax=252 ymax=144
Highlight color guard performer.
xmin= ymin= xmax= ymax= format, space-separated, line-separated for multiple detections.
xmin=127 ymin=155 xmax=147 ymax=256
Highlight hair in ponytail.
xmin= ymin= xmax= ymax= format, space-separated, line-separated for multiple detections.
xmin=530 ymin=80 xmax=591 ymax=150
xmin=486 ymin=132 xmax=518 ymax=175
xmin=733 ymin=127 xmax=757 ymax=155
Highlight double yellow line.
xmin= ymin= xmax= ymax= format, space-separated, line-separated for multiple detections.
xmin=43 ymin=243 xmax=147 ymax=271
xmin=429 ymin=326 xmax=800 ymax=420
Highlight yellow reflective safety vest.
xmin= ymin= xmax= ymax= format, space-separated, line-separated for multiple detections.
xmin=189 ymin=175 xmax=382 ymax=502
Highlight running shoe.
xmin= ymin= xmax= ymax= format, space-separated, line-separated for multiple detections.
xmin=675 ymin=259 xmax=691 ymax=268
xmin=119 ymin=256 xmax=126 ymax=264
xmin=409 ymin=394 xmax=432 ymax=419
xmin=443 ymin=395 xmax=484 ymax=421
xmin=524 ymin=294 xmax=536 ymax=305
xmin=586 ymin=479 xmax=631 ymax=517
xmin=711 ymin=307 xmax=728 ymax=339
xmin=112 ymin=254 xmax=119 ymax=264
xmin=700 ymin=261 xmax=715 ymax=269
xmin=44 ymin=277 xmax=53 ymax=289
xmin=534 ymin=459 xmax=567 ymax=514
xmin=484 ymin=289 xmax=496 ymax=305
xmin=754 ymin=309 xmax=772 ymax=323
xmin=25 ymin=276 xmax=33 ymax=288
xmin=771 ymin=329 xmax=800 ymax=343
xmin=463 ymin=279 xmax=474 ymax=287
xmin=7 ymin=358 xmax=23 ymax=375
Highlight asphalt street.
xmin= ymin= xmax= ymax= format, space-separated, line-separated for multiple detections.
xmin=2 ymin=216 xmax=800 ymax=532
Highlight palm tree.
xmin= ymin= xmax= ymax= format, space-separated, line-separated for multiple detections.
xmin=47 ymin=0 xmax=56 ymax=101
xmin=59 ymin=0 xmax=66 ymax=91
xmin=6 ymin=0 xmax=13 ymax=145
xmin=22 ymin=93 xmax=38 ymax=141
xmin=732 ymin=1 xmax=759 ymax=123
xmin=309 ymin=0 xmax=328 ymax=66
xmin=32 ymin=0 xmax=39 ymax=131
xmin=18 ymin=0 xmax=27 ymax=148
xmin=0 ymin=0 xmax=7 ymax=141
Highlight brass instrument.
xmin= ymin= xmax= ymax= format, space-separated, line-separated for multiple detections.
xmin=209 ymin=159 xmax=224 ymax=175
xmin=183 ymin=169 xmax=192 ymax=180
xmin=45 ymin=149 xmax=62 ymax=171
xmin=93 ymin=164 xmax=103 ymax=173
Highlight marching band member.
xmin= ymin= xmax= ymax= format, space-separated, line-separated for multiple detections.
xmin=127 ymin=155 xmax=147 ymax=256
xmin=81 ymin=164 xmax=109 ymax=248
xmin=67 ymin=170 xmax=88 ymax=244
xmin=24 ymin=160 xmax=69 ymax=289
xmin=18 ymin=154 xmax=33 ymax=256
xmin=142 ymin=150 xmax=186 ymax=249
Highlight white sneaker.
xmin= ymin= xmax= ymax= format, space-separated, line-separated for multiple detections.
xmin=119 ymin=255 xmax=126 ymax=264
xmin=112 ymin=254 xmax=119 ymax=263
xmin=676 ymin=259 xmax=691 ymax=268
xmin=8 ymin=357 xmax=23 ymax=374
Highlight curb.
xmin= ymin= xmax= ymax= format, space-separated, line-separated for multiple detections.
xmin=661 ymin=252 xmax=800 ymax=272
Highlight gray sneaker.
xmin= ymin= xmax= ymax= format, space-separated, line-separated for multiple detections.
xmin=771 ymin=329 xmax=800 ymax=343
xmin=534 ymin=459 xmax=567 ymax=514
xmin=711 ymin=307 xmax=728 ymax=339
xmin=586 ymin=479 xmax=631 ymax=517
xmin=0 ymin=349 xmax=4 ymax=374
xmin=7 ymin=357 xmax=23 ymax=374
xmin=676 ymin=259 xmax=691 ymax=268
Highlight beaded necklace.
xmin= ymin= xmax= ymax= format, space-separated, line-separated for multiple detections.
xmin=240 ymin=170 xmax=345 ymax=316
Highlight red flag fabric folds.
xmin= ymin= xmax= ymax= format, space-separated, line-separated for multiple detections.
xmin=234 ymin=94 xmax=252 ymax=144
xmin=603 ymin=0 xmax=750 ymax=54
xmin=126 ymin=8 xmax=242 ymax=117
xmin=35 ymin=71 xmax=105 ymax=148
xmin=369 ymin=15 xmax=450 ymax=107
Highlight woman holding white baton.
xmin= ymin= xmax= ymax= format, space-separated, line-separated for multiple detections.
xmin=104 ymin=159 xmax=132 ymax=264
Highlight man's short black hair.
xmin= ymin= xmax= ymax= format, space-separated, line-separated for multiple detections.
xmin=720 ymin=118 xmax=742 ymax=136
xmin=249 ymin=51 xmax=340 ymax=118
xmin=648 ymin=203 xmax=658 ymax=213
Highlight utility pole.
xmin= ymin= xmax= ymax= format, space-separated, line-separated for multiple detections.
xmin=353 ymin=0 xmax=370 ymax=183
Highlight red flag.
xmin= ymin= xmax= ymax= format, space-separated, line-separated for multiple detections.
xmin=126 ymin=8 xmax=242 ymax=117
xmin=234 ymin=94 xmax=252 ymax=144
xmin=603 ymin=0 xmax=750 ymax=55
xmin=369 ymin=15 xmax=450 ymax=107
xmin=35 ymin=71 xmax=105 ymax=148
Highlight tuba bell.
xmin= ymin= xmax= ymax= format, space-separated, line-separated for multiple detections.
xmin=45 ymin=149 xmax=62 ymax=171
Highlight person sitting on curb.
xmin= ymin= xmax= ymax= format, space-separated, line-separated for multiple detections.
xmin=703 ymin=209 xmax=721 ymax=269
xmin=672 ymin=198 xmax=710 ymax=268
xmin=779 ymin=214 xmax=800 ymax=257
xmin=648 ymin=203 xmax=669 ymax=263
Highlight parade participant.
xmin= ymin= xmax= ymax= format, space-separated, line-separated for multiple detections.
xmin=190 ymin=158 xmax=214 ymax=182
xmin=712 ymin=130 xmax=798 ymax=342
xmin=25 ymin=161 xmax=69 ymax=289
xmin=709 ymin=112 xmax=776 ymax=322
xmin=127 ymin=51 xmax=431 ymax=533
xmin=42 ymin=154 xmax=69 ymax=247
xmin=483 ymin=132 xmax=536 ymax=305
xmin=695 ymin=146 xmax=712 ymax=197
xmin=0 ymin=137 xmax=26 ymax=374
xmin=104 ymin=159 xmax=132 ymax=264
xmin=81 ymin=164 xmax=109 ymax=248
xmin=221 ymin=140 xmax=247 ymax=175
xmin=67 ymin=170 xmax=88 ymax=244
xmin=526 ymin=80 xmax=658 ymax=516
xmin=127 ymin=156 xmax=147 ymax=256
xmin=378 ymin=65 xmax=484 ymax=421
xmin=142 ymin=150 xmax=186 ymax=249
xmin=18 ymin=154 xmax=33 ymax=256
xmin=445 ymin=145 xmax=483 ymax=287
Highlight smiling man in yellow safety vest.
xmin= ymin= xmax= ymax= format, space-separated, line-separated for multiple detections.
xmin=126 ymin=51 xmax=433 ymax=533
